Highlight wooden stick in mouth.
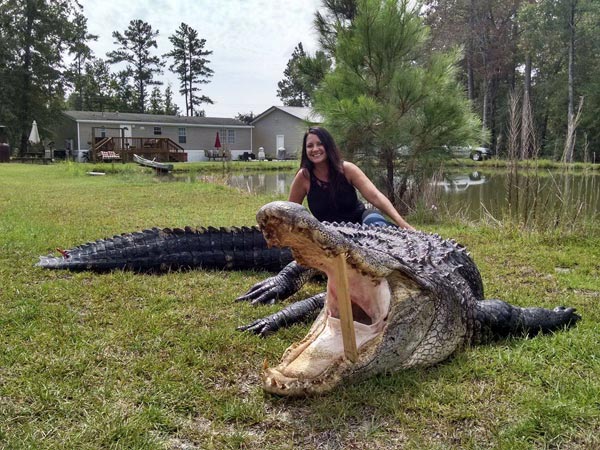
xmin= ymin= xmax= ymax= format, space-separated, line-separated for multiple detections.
xmin=333 ymin=252 xmax=358 ymax=363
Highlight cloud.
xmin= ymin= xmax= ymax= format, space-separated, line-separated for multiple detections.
xmin=79 ymin=0 xmax=322 ymax=117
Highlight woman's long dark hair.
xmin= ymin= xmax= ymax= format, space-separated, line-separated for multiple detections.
xmin=300 ymin=127 xmax=346 ymax=195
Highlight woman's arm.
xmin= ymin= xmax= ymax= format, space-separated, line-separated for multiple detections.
xmin=288 ymin=169 xmax=309 ymax=204
xmin=343 ymin=162 xmax=415 ymax=230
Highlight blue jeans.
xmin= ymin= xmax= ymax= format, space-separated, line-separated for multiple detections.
xmin=362 ymin=210 xmax=395 ymax=227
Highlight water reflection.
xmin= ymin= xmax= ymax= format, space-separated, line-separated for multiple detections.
xmin=433 ymin=171 xmax=487 ymax=193
xmin=192 ymin=172 xmax=295 ymax=195
xmin=172 ymin=169 xmax=599 ymax=221
xmin=433 ymin=169 xmax=600 ymax=222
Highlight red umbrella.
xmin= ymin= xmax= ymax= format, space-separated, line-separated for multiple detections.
xmin=214 ymin=132 xmax=221 ymax=148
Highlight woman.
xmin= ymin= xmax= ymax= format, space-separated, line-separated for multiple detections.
xmin=289 ymin=126 xmax=414 ymax=230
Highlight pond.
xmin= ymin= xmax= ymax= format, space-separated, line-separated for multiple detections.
xmin=177 ymin=169 xmax=600 ymax=222
xmin=429 ymin=169 xmax=599 ymax=222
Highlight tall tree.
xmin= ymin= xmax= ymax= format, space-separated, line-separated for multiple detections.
xmin=295 ymin=50 xmax=332 ymax=102
xmin=64 ymin=13 xmax=97 ymax=111
xmin=0 ymin=0 xmax=86 ymax=154
xmin=562 ymin=0 xmax=577 ymax=163
xmin=165 ymin=23 xmax=213 ymax=117
xmin=423 ymin=0 xmax=522 ymax=153
xmin=107 ymin=19 xmax=164 ymax=113
xmin=517 ymin=0 xmax=599 ymax=160
xmin=314 ymin=0 xmax=482 ymax=206
xmin=163 ymin=84 xmax=180 ymax=116
xmin=111 ymin=70 xmax=138 ymax=112
xmin=148 ymin=87 xmax=164 ymax=114
xmin=314 ymin=0 xmax=358 ymax=55
xmin=276 ymin=1 xmax=356 ymax=109
xmin=235 ymin=112 xmax=255 ymax=124
xmin=66 ymin=58 xmax=115 ymax=112
xmin=573 ymin=0 xmax=600 ymax=157
xmin=277 ymin=43 xmax=312 ymax=106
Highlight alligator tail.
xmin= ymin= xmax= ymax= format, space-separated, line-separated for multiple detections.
xmin=472 ymin=299 xmax=581 ymax=344
xmin=36 ymin=226 xmax=293 ymax=272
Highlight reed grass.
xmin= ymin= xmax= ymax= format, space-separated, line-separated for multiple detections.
xmin=0 ymin=163 xmax=598 ymax=449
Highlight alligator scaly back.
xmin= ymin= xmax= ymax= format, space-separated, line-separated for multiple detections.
xmin=36 ymin=226 xmax=293 ymax=272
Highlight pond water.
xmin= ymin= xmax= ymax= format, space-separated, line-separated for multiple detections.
xmin=176 ymin=169 xmax=599 ymax=222
xmin=429 ymin=169 xmax=599 ymax=221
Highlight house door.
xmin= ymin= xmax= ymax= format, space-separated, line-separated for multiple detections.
xmin=276 ymin=134 xmax=285 ymax=159
xmin=276 ymin=135 xmax=284 ymax=150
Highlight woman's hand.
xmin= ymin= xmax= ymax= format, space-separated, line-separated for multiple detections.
xmin=344 ymin=162 xmax=415 ymax=230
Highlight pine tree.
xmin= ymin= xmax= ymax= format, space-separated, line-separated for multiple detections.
xmin=314 ymin=0 xmax=358 ymax=55
xmin=107 ymin=19 xmax=164 ymax=113
xmin=235 ymin=112 xmax=255 ymax=124
xmin=314 ymin=0 xmax=482 ymax=206
xmin=163 ymin=84 xmax=180 ymax=116
xmin=277 ymin=43 xmax=311 ymax=106
xmin=165 ymin=23 xmax=213 ymax=116
xmin=65 ymin=13 xmax=97 ymax=111
xmin=0 ymin=0 xmax=87 ymax=154
xmin=148 ymin=87 xmax=164 ymax=114
xmin=278 ymin=1 xmax=355 ymax=108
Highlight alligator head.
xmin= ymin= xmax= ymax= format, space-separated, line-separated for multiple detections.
xmin=256 ymin=201 xmax=480 ymax=396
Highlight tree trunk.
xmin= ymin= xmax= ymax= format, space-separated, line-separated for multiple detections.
xmin=481 ymin=78 xmax=488 ymax=136
xmin=489 ymin=76 xmax=499 ymax=151
xmin=562 ymin=0 xmax=577 ymax=163
xmin=540 ymin=111 xmax=548 ymax=156
xmin=19 ymin=0 xmax=35 ymax=156
xmin=466 ymin=0 xmax=475 ymax=101
xmin=385 ymin=150 xmax=395 ymax=206
xmin=187 ymin=51 xmax=193 ymax=116
xmin=520 ymin=53 xmax=533 ymax=159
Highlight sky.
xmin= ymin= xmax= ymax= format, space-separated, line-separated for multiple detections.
xmin=78 ymin=0 xmax=323 ymax=119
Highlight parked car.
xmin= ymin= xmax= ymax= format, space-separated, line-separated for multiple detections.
xmin=445 ymin=145 xmax=494 ymax=161
xmin=397 ymin=145 xmax=493 ymax=161
xmin=468 ymin=146 xmax=493 ymax=161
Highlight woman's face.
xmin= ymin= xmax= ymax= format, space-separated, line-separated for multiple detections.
xmin=305 ymin=132 xmax=327 ymax=165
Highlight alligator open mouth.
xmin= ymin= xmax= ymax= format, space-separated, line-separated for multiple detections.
xmin=256 ymin=202 xmax=402 ymax=396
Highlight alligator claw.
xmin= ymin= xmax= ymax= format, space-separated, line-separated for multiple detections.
xmin=553 ymin=306 xmax=581 ymax=325
xmin=237 ymin=317 xmax=277 ymax=337
xmin=237 ymin=293 xmax=326 ymax=336
xmin=235 ymin=262 xmax=317 ymax=305
xmin=235 ymin=275 xmax=291 ymax=305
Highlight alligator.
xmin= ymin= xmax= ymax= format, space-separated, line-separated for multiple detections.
xmin=37 ymin=201 xmax=580 ymax=396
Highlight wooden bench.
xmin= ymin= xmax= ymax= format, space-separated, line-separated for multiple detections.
xmin=205 ymin=149 xmax=226 ymax=161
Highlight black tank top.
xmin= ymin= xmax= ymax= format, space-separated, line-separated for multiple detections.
xmin=307 ymin=172 xmax=366 ymax=223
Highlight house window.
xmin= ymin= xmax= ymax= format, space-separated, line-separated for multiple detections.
xmin=220 ymin=128 xmax=235 ymax=144
xmin=178 ymin=127 xmax=186 ymax=144
xmin=153 ymin=126 xmax=162 ymax=135
xmin=100 ymin=127 xmax=106 ymax=138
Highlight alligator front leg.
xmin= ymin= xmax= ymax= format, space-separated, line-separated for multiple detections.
xmin=237 ymin=293 xmax=326 ymax=336
xmin=235 ymin=261 xmax=319 ymax=305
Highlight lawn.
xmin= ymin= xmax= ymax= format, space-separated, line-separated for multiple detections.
xmin=1 ymin=163 xmax=598 ymax=449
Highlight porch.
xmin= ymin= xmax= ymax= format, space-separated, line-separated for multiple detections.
xmin=91 ymin=137 xmax=187 ymax=163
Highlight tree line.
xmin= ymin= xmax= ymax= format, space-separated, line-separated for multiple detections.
xmin=0 ymin=0 xmax=214 ymax=154
xmin=277 ymin=0 xmax=600 ymax=163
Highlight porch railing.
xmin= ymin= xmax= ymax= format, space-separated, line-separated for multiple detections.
xmin=91 ymin=137 xmax=186 ymax=162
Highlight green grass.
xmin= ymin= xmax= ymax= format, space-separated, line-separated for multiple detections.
xmin=1 ymin=162 xmax=598 ymax=449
